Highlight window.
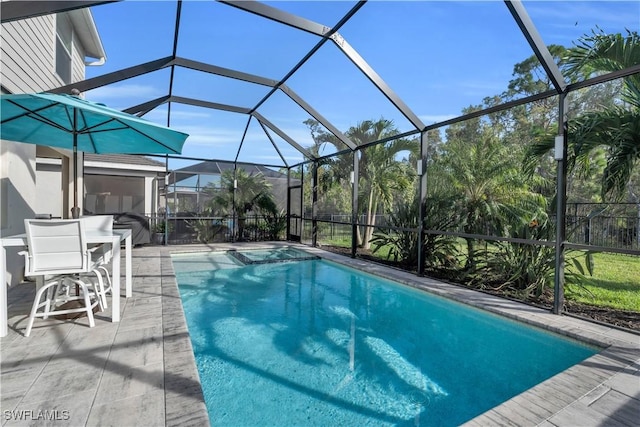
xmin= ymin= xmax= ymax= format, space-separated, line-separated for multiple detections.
xmin=84 ymin=175 xmax=146 ymax=214
xmin=55 ymin=15 xmax=72 ymax=84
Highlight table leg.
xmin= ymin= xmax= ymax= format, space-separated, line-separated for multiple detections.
xmin=125 ymin=234 xmax=132 ymax=298
xmin=1 ymin=245 xmax=7 ymax=337
xmin=111 ymin=238 xmax=120 ymax=322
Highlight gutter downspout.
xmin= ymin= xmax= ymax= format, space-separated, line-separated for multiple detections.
xmin=85 ymin=56 xmax=106 ymax=66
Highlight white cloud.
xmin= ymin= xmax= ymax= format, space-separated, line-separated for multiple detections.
xmin=457 ymin=80 xmax=507 ymax=98
xmin=179 ymin=125 xmax=243 ymax=147
xmin=85 ymin=84 xmax=163 ymax=102
xmin=241 ymin=154 xmax=295 ymax=164
xmin=270 ymin=127 xmax=314 ymax=146
xmin=144 ymin=109 xmax=212 ymax=123
xmin=419 ymin=114 xmax=457 ymax=124
xmin=176 ymin=121 xmax=312 ymax=164
xmin=170 ymin=110 xmax=213 ymax=119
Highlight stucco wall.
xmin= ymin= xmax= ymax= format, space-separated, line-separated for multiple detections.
xmin=0 ymin=141 xmax=37 ymax=284
xmin=35 ymin=160 xmax=64 ymax=217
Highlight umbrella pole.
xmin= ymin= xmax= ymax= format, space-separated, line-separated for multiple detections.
xmin=71 ymin=108 xmax=80 ymax=219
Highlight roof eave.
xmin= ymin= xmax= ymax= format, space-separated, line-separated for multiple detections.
xmin=68 ymin=8 xmax=106 ymax=65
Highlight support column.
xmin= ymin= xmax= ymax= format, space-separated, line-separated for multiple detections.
xmin=351 ymin=153 xmax=359 ymax=258
xmin=164 ymin=155 xmax=169 ymax=246
xmin=300 ymin=165 xmax=305 ymax=241
xmin=553 ymin=93 xmax=568 ymax=314
xmin=311 ymin=161 xmax=318 ymax=247
xmin=232 ymin=166 xmax=237 ymax=243
xmin=286 ymin=167 xmax=291 ymax=240
xmin=417 ymin=131 xmax=428 ymax=276
xmin=61 ymin=156 xmax=70 ymax=218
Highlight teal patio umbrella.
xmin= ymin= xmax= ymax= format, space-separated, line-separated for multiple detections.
xmin=0 ymin=92 xmax=188 ymax=217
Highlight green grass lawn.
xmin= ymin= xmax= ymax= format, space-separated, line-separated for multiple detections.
xmin=318 ymin=235 xmax=639 ymax=313
xmin=568 ymin=252 xmax=640 ymax=312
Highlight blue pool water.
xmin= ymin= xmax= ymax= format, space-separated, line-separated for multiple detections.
xmin=173 ymin=250 xmax=598 ymax=426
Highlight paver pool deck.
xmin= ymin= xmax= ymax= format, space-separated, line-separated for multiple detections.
xmin=1 ymin=242 xmax=638 ymax=426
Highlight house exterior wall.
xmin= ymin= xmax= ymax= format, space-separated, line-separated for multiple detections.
xmin=0 ymin=142 xmax=37 ymax=286
xmin=1 ymin=13 xmax=95 ymax=285
xmin=145 ymin=176 xmax=156 ymax=216
xmin=0 ymin=14 xmax=86 ymax=90
xmin=0 ymin=15 xmax=59 ymax=92
xmin=35 ymin=159 xmax=64 ymax=217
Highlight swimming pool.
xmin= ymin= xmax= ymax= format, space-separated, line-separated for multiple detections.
xmin=173 ymin=249 xmax=598 ymax=426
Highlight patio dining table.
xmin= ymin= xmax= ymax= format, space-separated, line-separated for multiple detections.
xmin=0 ymin=227 xmax=132 ymax=337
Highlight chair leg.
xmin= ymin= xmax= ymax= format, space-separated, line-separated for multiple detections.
xmin=64 ymin=278 xmax=97 ymax=329
xmin=42 ymin=285 xmax=56 ymax=319
xmin=25 ymin=280 xmax=60 ymax=337
xmin=78 ymin=282 xmax=95 ymax=328
xmin=96 ymin=266 xmax=112 ymax=308
xmin=99 ymin=265 xmax=112 ymax=294
xmin=83 ymin=270 xmax=106 ymax=311
xmin=25 ymin=276 xmax=100 ymax=337
xmin=43 ymin=279 xmax=67 ymax=318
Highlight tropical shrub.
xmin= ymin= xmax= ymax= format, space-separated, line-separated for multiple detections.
xmin=205 ymin=169 xmax=278 ymax=241
xmin=264 ymin=211 xmax=287 ymax=240
xmin=369 ymin=201 xmax=418 ymax=267
xmin=245 ymin=211 xmax=288 ymax=241
xmin=370 ymin=195 xmax=461 ymax=270
xmin=468 ymin=216 xmax=594 ymax=300
xmin=186 ymin=213 xmax=226 ymax=243
xmin=152 ymin=220 xmax=173 ymax=234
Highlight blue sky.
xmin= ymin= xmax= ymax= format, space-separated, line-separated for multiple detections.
xmin=84 ymin=1 xmax=640 ymax=168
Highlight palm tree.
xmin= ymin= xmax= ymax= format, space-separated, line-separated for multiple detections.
xmin=304 ymin=118 xmax=419 ymax=249
xmin=206 ymin=169 xmax=276 ymax=240
xmin=442 ymin=119 xmax=547 ymax=269
xmin=346 ymin=119 xmax=418 ymax=249
xmin=304 ymin=119 xmax=353 ymax=217
xmin=527 ymin=29 xmax=640 ymax=201
xmin=565 ymin=30 xmax=640 ymax=200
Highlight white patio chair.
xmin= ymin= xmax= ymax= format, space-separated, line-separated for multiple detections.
xmin=20 ymin=219 xmax=106 ymax=337
xmin=81 ymin=215 xmax=114 ymax=308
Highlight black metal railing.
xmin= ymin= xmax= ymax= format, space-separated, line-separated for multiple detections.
xmin=145 ymin=210 xmax=639 ymax=251
xmin=149 ymin=213 xmax=287 ymax=244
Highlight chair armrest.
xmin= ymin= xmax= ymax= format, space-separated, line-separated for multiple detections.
xmin=18 ymin=251 xmax=31 ymax=275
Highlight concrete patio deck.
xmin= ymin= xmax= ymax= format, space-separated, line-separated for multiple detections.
xmin=1 ymin=242 xmax=638 ymax=426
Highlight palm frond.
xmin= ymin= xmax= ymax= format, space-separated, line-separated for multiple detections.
xmin=564 ymin=29 xmax=640 ymax=108
xmin=569 ymin=107 xmax=640 ymax=199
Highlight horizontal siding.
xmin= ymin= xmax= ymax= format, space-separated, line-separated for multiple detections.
xmin=0 ymin=37 xmax=53 ymax=92
xmin=0 ymin=16 xmax=58 ymax=92
xmin=1 ymin=13 xmax=88 ymax=94
xmin=12 ymin=15 xmax=52 ymax=70
xmin=20 ymin=14 xmax=53 ymax=69
xmin=0 ymin=45 xmax=32 ymax=92
xmin=71 ymin=40 xmax=85 ymax=85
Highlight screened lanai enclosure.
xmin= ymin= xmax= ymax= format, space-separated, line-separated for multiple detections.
xmin=2 ymin=0 xmax=639 ymax=320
